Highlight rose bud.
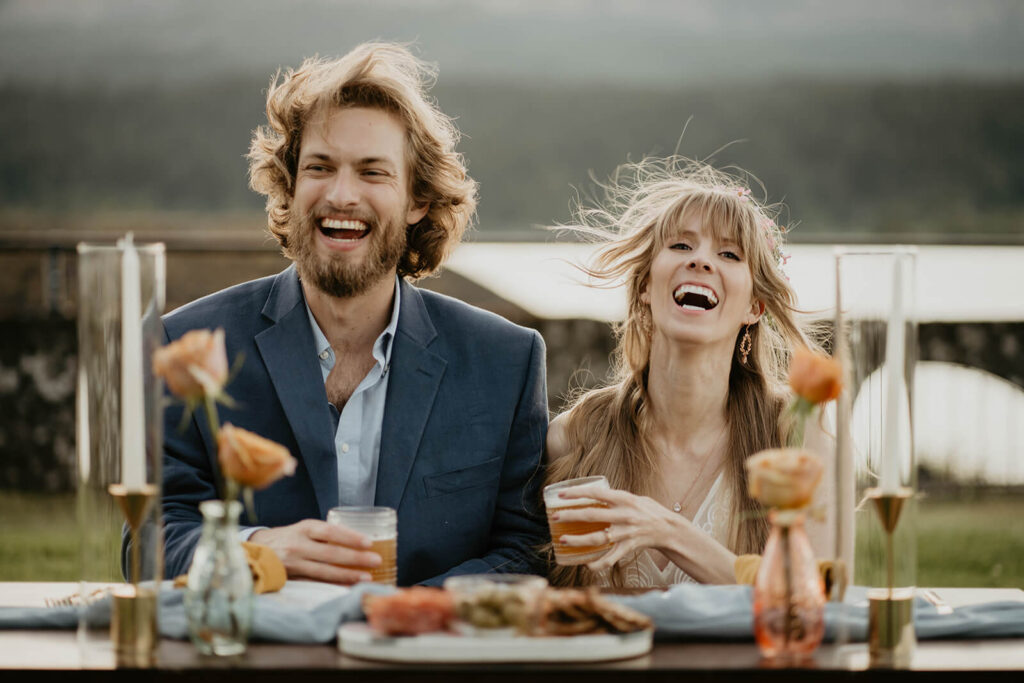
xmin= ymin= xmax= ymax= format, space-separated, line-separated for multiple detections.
xmin=746 ymin=448 xmax=823 ymax=510
xmin=788 ymin=347 xmax=842 ymax=405
xmin=217 ymin=423 xmax=296 ymax=490
xmin=153 ymin=328 xmax=229 ymax=400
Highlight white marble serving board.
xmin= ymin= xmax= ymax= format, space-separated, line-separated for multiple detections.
xmin=337 ymin=623 xmax=653 ymax=663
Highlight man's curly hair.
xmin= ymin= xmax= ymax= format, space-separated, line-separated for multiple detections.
xmin=247 ymin=43 xmax=478 ymax=280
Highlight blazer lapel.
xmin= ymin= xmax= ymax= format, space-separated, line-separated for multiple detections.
xmin=254 ymin=267 xmax=338 ymax=518
xmin=376 ymin=281 xmax=447 ymax=509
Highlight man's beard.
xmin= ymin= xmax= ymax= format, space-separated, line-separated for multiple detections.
xmin=289 ymin=209 xmax=407 ymax=298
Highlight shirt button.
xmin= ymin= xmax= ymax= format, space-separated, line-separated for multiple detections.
xmin=319 ymin=350 xmax=329 ymax=360
xmin=341 ymin=443 xmax=350 ymax=453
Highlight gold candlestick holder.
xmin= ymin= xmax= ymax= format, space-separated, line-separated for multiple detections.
xmin=108 ymin=483 xmax=159 ymax=667
xmin=865 ymin=487 xmax=916 ymax=668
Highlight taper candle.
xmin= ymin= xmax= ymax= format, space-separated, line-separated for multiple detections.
xmin=880 ymin=255 xmax=905 ymax=494
xmin=120 ymin=234 xmax=146 ymax=491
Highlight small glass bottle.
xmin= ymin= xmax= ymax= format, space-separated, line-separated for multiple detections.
xmin=184 ymin=500 xmax=253 ymax=656
xmin=753 ymin=509 xmax=826 ymax=660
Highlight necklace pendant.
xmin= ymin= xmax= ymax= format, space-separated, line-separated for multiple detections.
xmin=672 ymin=502 xmax=682 ymax=513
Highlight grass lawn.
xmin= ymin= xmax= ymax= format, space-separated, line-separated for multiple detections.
xmin=914 ymin=496 xmax=1024 ymax=588
xmin=0 ymin=492 xmax=81 ymax=581
xmin=0 ymin=491 xmax=1022 ymax=586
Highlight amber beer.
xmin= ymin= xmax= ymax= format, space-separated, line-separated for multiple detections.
xmin=544 ymin=476 xmax=614 ymax=565
xmin=326 ymin=506 xmax=398 ymax=585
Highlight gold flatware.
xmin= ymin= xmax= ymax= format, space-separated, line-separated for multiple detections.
xmin=921 ymin=589 xmax=954 ymax=615
xmin=44 ymin=588 xmax=106 ymax=608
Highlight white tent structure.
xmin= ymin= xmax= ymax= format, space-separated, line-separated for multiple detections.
xmin=445 ymin=243 xmax=1024 ymax=323
xmin=444 ymin=242 xmax=1024 ymax=485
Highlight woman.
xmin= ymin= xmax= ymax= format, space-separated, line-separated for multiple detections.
xmin=546 ymin=157 xmax=833 ymax=588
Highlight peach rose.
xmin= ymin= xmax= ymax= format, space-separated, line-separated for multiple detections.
xmin=217 ymin=423 xmax=296 ymax=490
xmin=745 ymin=447 xmax=823 ymax=509
xmin=152 ymin=328 xmax=229 ymax=400
xmin=788 ymin=347 xmax=842 ymax=405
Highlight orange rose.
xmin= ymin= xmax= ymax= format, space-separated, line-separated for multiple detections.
xmin=217 ymin=423 xmax=296 ymax=490
xmin=153 ymin=328 xmax=229 ymax=400
xmin=788 ymin=347 xmax=842 ymax=405
xmin=745 ymin=448 xmax=823 ymax=509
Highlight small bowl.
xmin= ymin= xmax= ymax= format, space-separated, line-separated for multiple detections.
xmin=443 ymin=574 xmax=548 ymax=636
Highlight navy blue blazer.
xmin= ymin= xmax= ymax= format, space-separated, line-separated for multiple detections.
xmin=161 ymin=266 xmax=549 ymax=585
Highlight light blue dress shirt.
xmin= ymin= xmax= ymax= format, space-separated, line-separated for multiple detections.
xmin=240 ymin=277 xmax=399 ymax=538
xmin=308 ymin=276 xmax=400 ymax=507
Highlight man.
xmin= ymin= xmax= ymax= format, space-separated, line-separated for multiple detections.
xmin=161 ymin=43 xmax=549 ymax=586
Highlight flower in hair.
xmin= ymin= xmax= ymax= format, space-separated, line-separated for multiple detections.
xmin=757 ymin=217 xmax=788 ymax=271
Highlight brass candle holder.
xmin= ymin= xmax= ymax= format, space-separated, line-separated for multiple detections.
xmin=108 ymin=483 xmax=159 ymax=666
xmin=866 ymin=487 xmax=916 ymax=668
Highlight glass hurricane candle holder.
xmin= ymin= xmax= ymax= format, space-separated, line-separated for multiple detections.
xmin=834 ymin=248 xmax=917 ymax=667
xmin=76 ymin=239 xmax=165 ymax=667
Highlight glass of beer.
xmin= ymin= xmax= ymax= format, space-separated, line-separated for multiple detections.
xmin=326 ymin=506 xmax=397 ymax=585
xmin=544 ymin=475 xmax=613 ymax=565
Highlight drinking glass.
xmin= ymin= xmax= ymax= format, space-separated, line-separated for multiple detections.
xmin=327 ymin=506 xmax=397 ymax=584
xmin=543 ymin=475 xmax=613 ymax=565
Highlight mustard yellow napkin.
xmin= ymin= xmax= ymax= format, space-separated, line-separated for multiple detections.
xmin=734 ymin=554 xmax=762 ymax=585
xmin=173 ymin=542 xmax=286 ymax=594
xmin=734 ymin=554 xmax=843 ymax=598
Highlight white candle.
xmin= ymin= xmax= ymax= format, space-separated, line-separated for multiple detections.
xmin=76 ymin=365 xmax=91 ymax=485
xmin=833 ymin=253 xmax=855 ymax=573
xmin=880 ymin=255 xmax=905 ymax=494
xmin=120 ymin=234 xmax=146 ymax=491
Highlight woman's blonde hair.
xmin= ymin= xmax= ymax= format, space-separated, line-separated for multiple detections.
xmin=247 ymin=42 xmax=477 ymax=279
xmin=548 ymin=157 xmax=817 ymax=587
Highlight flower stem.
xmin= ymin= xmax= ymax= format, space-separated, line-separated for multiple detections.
xmin=204 ymin=394 xmax=220 ymax=442
xmin=202 ymin=394 xmax=237 ymax=502
xmin=788 ymin=397 xmax=813 ymax=448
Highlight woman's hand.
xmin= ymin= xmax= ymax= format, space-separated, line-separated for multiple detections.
xmin=551 ymin=483 xmax=737 ymax=583
xmin=552 ymin=485 xmax=680 ymax=570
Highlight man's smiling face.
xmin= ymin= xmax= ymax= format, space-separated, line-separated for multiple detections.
xmin=289 ymin=106 xmax=428 ymax=298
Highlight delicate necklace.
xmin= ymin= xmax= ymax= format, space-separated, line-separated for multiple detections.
xmin=669 ymin=427 xmax=728 ymax=515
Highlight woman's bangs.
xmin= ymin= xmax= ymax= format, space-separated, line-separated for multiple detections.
xmin=659 ymin=192 xmax=750 ymax=253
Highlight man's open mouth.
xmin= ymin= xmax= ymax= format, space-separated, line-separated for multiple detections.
xmin=672 ymin=284 xmax=719 ymax=311
xmin=319 ymin=217 xmax=370 ymax=242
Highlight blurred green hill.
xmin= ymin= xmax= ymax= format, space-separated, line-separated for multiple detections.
xmin=2 ymin=77 xmax=1022 ymax=239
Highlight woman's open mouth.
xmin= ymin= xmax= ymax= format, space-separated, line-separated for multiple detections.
xmin=672 ymin=283 xmax=719 ymax=311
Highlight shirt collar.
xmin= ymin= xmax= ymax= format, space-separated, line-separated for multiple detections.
xmin=305 ymin=275 xmax=402 ymax=371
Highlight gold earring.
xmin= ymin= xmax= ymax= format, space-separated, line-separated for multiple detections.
xmin=739 ymin=324 xmax=752 ymax=364
xmin=639 ymin=305 xmax=653 ymax=337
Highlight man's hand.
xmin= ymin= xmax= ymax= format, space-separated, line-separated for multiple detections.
xmin=249 ymin=519 xmax=382 ymax=584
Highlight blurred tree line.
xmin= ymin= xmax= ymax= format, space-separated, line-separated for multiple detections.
xmin=1 ymin=77 xmax=1021 ymax=239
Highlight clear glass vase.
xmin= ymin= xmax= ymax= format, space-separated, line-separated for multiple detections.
xmin=184 ymin=500 xmax=253 ymax=656
xmin=753 ymin=510 xmax=826 ymax=660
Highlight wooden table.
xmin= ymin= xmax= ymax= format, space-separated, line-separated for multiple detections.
xmin=2 ymin=583 xmax=1023 ymax=681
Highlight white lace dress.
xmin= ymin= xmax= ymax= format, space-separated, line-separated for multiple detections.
xmin=594 ymin=472 xmax=733 ymax=588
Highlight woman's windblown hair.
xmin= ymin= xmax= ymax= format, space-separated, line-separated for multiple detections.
xmin=548 ymin=157 xmax=819 ymax=587
xmin=247 ymin=42 xmax=478 ymax=279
